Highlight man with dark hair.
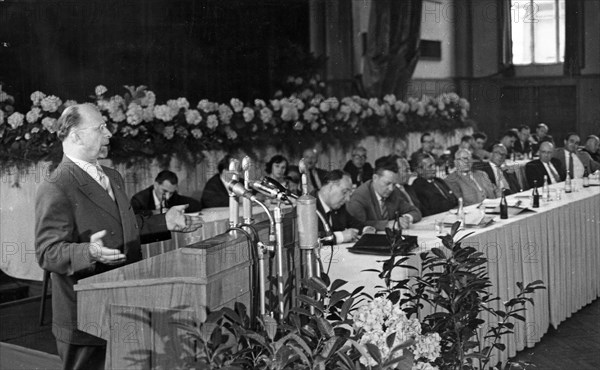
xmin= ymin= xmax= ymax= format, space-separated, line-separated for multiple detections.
xmin=478 ymin=144 xmax=522 ymax=194
xmin=489 ymin=130 xmax=518 ymax=155
xmin=347 ymin=155 xmax=421 ymax=230
xmin=303 ymin=147 xmax=328 ymax=193
xmin=343 ymin=146 xmax=374 ymax=187
xmin=525 ymin=141 xmax=565 ymax=186
xmin=410 ymin=133 xmax=438 ymax=169
xmin=513 ymin=125 xmax=532 ymax=156
xmin=34 ymin=104 xmax=203 ymax=370
xmin=447 ymin=135 xmax=474 ymax=162
xmin=315 ymin=170 xmax=365 ymax=244
xmin=582 ymin=135 xmax=600 ymax=164
xmin=530 ymin=123 xmax=554 ymax=154
xmin=412 ymin=153 xmax=458 ymax=216
xmin=200 ymin=155 xmax=235 ymax=208
xmin=131 ymin=170 xmax=202 ymax=216
xmin=472 ymin=132 xmax=490 ymax=160
xmin=552 ymin=132 xmax=600 ymax=178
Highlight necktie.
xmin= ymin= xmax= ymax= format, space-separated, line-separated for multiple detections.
xmin=95 ymin=165 xmax=115 ymax=201
xmin=495 ymin=166 xmax=509 ymax=190
xmin=380 ymin=197 xmax=389 ymax=219
xmin=547 ymin=163 xmax=560 ymax=184
xmin=568 ymin=152 xmax=574 ymax=179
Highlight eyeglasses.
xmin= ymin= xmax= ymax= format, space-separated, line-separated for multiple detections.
xmin=353 ymin=154 xmax=367 ymax=159
xmin=74 ymin=122 xmax=108 ymax=133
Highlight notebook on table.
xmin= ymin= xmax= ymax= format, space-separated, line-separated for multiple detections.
xmin=347 ymin=234 xmax=418 ymax=255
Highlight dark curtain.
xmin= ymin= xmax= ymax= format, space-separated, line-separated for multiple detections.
xmin=563 ymin=0 xmax=585 ymax=76
xmin=499 ymin=0 xmax=513 ymax=69
xmin=362 ymin=0 xmax=422 ymax=98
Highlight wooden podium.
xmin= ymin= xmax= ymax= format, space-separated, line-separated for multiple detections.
xmin=75 ymin=210 xmax=297 ymax=369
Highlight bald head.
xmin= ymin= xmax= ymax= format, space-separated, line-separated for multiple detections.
xmin=539 ymin=141 xmax=554 ymax=163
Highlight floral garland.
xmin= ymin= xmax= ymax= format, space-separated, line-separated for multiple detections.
xmin=0 ymin=81 xmax=473 ymax=168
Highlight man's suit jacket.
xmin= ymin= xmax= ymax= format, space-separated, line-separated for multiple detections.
xmin=553 ymin=147 xmax=600 ymax=176
xmin=582 ymin=148 xmax=600 ymax=164
xmin=131 ymin=186 xmax=202 ymax=215
xmin=307 ymin=167 xmax=328 ymax=192
xmin=478 ymin=161 xmax=522 ymax=194
xmin=513 ymin=139 xmax=531 ymax=155
xmin=346 ymin=180 xmax=422 ymax=230
xmin=200 ymin=173 xmax=229 ymax=208
xmin=315 ymin=197 xmax=364 ymax=244
xmin=343 ymin=160 xmax=373 ymax=187
xmin=443 ymin=170 xmax=500 ymax=206
xmin=35 ymin=157 xmax=170 ymax=345
xmin=412 ymin=177 xmax=458 ymax=216
xmin=525 ymin=158 xmax=566 ymax=186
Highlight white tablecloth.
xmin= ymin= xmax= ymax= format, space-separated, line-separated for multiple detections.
xmin=324 ymin=183 xmax=600 ymax=364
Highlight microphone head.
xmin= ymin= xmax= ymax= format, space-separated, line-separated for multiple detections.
xmin=228 ymin=158 xmax=240 ymax=172
xmin=299 ymin=159 xmax=306 ymax=174
xmin=263 ymin=176 xmax=286 ymax=192
xmin=241 ymin=156 xmax=251 ymax=171
xmin=226 ymin=179 xmax=252 ymax=199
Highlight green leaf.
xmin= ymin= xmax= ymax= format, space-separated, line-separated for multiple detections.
xmin=316 ymin=316 xmax=335 ymax=338
xmin=431 ymin=248 xmax=446 ymax=259
xmin=330 ymin=279 xmax=348 ymax=292
xmin=386 ymin=332 xmax=396 ymax=349
xmin=365 ymin=343 xmax=382 ymax=365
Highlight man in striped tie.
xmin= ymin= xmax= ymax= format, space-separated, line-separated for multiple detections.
xmin=525 ymin=141 xmax=566 ymax=186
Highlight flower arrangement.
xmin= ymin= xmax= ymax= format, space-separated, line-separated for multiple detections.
xmin=0 ymin=81 xmax=473 ymax=169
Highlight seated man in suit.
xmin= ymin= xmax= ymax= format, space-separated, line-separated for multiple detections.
xmin=412 ymin=153 xmax=458 ymax=216
xmin=553 ymin=132 xmax=600 ymax=178
xmin=410 ymin=133 xmax=438 ymax=169
xmin=131 ymin=170 xmax=202 ymax=216
xmin=201 ymin=155 xmax=234 ymax=208
xmin=343 ymin=146 xmax=374 ymax=187
xmin=444 ymin=149 xmax=500 ymax=206
xmin=392 ymin=138 xmax=408 ymax=159
xmin=303 ymin=148 xmax=328 ymax=193
xmin=394 ymin=155 xmax=421 ymax=209
xmin=447 ymin=135 xmax=474 ymax=164
xmin=582 ymin=135 xmax=600 ymax=164
xmin=525 ymin=141 xmax=565 ymax=186
xmin=513 ymin=125 xmax=532 ymax=157
xmin=347 ymin=156 xmax=421 ymax=231
xmin=488 ymin=130 xmax=518 ymax=156
xmin=530 ymin=123 xmax=554 ymax=154
xmin=316 ymin=170 xmax=366 ymax=244
xmin=478 ymin=144 xmax=522 ymax=194
xmin=472 ymin=132 xmax=491 ymax=161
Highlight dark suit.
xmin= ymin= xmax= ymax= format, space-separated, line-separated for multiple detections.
xmin=410 ymin=148 xmax=439 ymax=169
xmin=513 ymin=139 xmax=531 ymax=155
xmin=200 ymin=173 xmax=229 ymax=208
xmin=35 ymin=157 xmax=171 ymax=368
xmin=582 ymin=148 xmax=600 ymax=164
xmin=412 ymin=177 xmax=458 ymax=216
xmin=531 ymin=134 xmax=554 ymax=154
xmin=478 ymin=161 xmax=522 ymax=194
xmin=307 ymin=167 xmax=328 ymax=192
xmin=315 ymin=196 xmax=364 ymax=244
xmin=343 ymin=160 xmax=373 ymax=187
xmin=525 ymin=158 xmax=566 ymax=186
xmin=346 ymin=180 xmax=422 ymax=230
xmin=131 ymin=186 xmax=202 ymax=215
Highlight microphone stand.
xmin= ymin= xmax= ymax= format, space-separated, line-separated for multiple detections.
xmin=228 ymin=159 xmax=240 ymax=228
xmin=241 ymin=156 xmax=253 ymax=225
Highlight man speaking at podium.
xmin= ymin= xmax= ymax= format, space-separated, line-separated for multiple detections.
xmin=34 ymin=104 xmax=203 ymax=370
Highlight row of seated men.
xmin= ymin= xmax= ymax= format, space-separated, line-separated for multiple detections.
xmin=130 ymin=129 xmax=599 ymax=244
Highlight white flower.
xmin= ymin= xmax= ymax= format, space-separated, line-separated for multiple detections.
xmin=295 ymin=77 xmax=303 ymax=85
xmin=254 ymin=99 xmax=266 ymax=108
xmin=24 ymin=133 xmax=31 ymax=140
xmin=40 ymin=95 xmax=62 ymax=112
xmin=191 ymin=128 xmax=203 ymax=139
xmin=242 ymin=107 xmax=254 ymax=123
xmin=176 ymin=97 xmax=190 ymax=110
xmin=206 ymin=114 xmax=219 ymax=129
xmin=230 ymin=98 xmax=244 ymax=113
xmin=163 ymin=125 xmax=175 ymax=139
xmin=0 ymin=110 xmax=4 ymax=125
xmin=280 ymin=99 xmax=299 ymax=122
xmin=259 ymin=107 xmax=273 ymax=123
xmin=7 ymin=112 xmax=24 ymax=129
xmin=293 ymin=121 xmax=304 ymax=131
xmin=218 ymin=104 xmax=233 ymax=124
xmin=226 ymin=127 xmax=238 ymax=140
xmin=458 ymin=98 xmax=470 ymax=110
xmin=197 ymin=99 xmax=214 ymax=113
xmin=41 ymin=117 xmax=58 ymax=133
xmin=326 ymin=97 xmax=340 ymax=110
xmin=142 ymin=106 xmax=155 ymax=122
xmin=110 ymin=109 xmax=126 ymax=123
xmin=319 ymin=101 xmax=330 ymax=113
xmin=154 ymin=104 xmax=177 ymax=122
xmin=64 ymin=100 xmax=78 ymax=108
xmin=26 ymin=108 xmax=42 ymax=124
xmin=396 ymin=112 xmax=406 ymax=122
xmin=141 ymin=91 xmax=156 ymax=106
xmin=30 ymin=91 xmax=46 ymax=105
xmin=412 ymin=362 xmax=439 ymax=370
xmin=185 ymin=109 xmax=202 ymax=125
xmin=412 ymin=332 xmax=441 ymax=362
xmin=270 ymin=99 xmax=281 ymax=111
xmin=95 ymin=85 xmax=108 ymax=96
xmin=384 ymin=94 xmax=397 ymax=105
xmin=31 ymin=127 xmax=40 ymax=134
xmin=126 ymin=103 xmax=143 ymax=126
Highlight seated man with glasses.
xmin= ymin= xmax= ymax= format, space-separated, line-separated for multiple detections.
xmin=477 ymin=144 xmax=522 ymax=194
xmin=343 ymin=146 xmax=374 ymax=187
xmin=444 ymin=149 xmax=500 ymax=206
xmin=410 ymin=133 xmax=439 ymax=170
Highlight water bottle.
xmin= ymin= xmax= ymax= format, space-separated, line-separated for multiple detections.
xmin=457 ymin=197 xmax=465 ymax=227
xmin=565 ymin=171 xmax=572 ymax=193
xmin=532 ymin=180 xmax=540 ymax=208
xmin=542 ymin=175 xmax=549 ymax=201
xmin=583 ymin=166 xmax=590 ymax=188
xmin=500 ymin=189 xmax=508 ymax=219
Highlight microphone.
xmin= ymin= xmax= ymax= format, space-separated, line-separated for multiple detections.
xmin=241 ymin=156 xmax=253 ymax=223
xmin=227 ymin=179 xmax=254 ymax=201
xmin=298 ymin=159 xmax=309 ymax=195
xmin=251 ymin=181 xmax=288 ymax=201
xmin=263 ymin=176 xmax=298 ymax=199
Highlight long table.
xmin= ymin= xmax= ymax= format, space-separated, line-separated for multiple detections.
xmin=323 ymin=182 xmax=600 ymax=364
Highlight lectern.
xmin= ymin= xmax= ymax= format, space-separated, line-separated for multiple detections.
xmin=75 ymin=212 xmax=296 ymax=369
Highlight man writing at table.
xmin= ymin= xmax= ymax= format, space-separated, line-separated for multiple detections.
xmin=35 ymin=104 xmax=203 ymax=370
xmin=525 ymin=141 xmax=566 ymax=186
xmin=315 ymin=170 xmax=366 ymax=244
xmin=347 ymin=155 xmax=421 ymax=230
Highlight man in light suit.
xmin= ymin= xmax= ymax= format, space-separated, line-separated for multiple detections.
xmin=444 ymin=149 xmax=500 ymax=206
xmin=347 ymin=156 xmax=421 ymax=231
xmin=525 ymin=141 xmax=566 ymax=187
xmin=478 ymin=144 xmax=522 ymax=194
xmin=35 ymin=104 xmax=203 ymax=370
xmin=553 ymin=132 xmax=600 ymax=178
